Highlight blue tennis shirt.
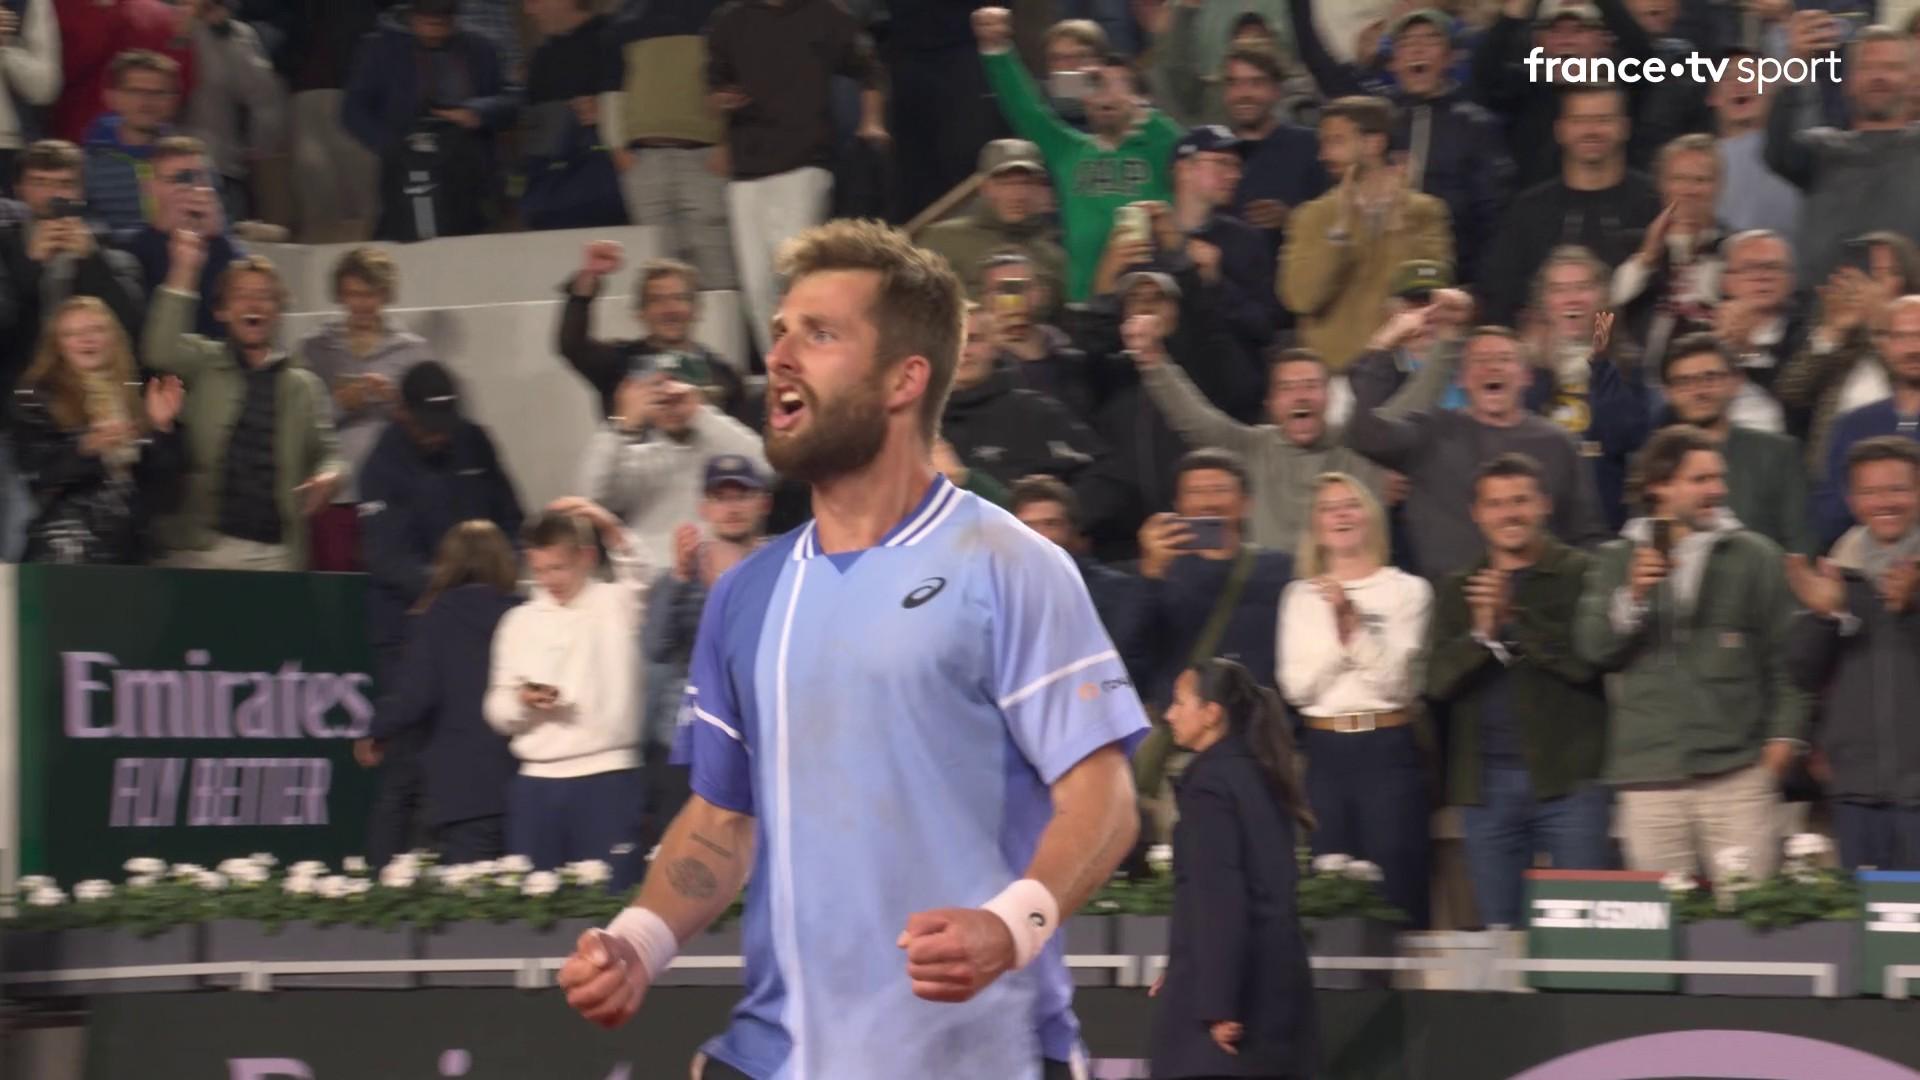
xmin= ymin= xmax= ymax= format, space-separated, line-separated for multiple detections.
xmin=675 ymin=475 xmax=1149 ymax=1080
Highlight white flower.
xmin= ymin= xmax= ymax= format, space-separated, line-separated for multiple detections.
xmin=316 ymin=875 xmax=350 ymax=900
xmin=74 ymin=880 xmax=114 ymax=903
xmin=127 ymin=874 xmax=160 ymax=889
xmin=343 ymin=856 xmax=369 ymax=875
xmin=1344 ymin=860 xmax=1384 ymax=882
xmin=522 ymin=871 xmax=562 ymax=898
xmin=288 ymin=861 xmax=328 ymax=879
xmin=124 ymin=857 xmax=165 ymax=876
xmin=1145 ymin=845 xmax=1173 ymax=872
xmin=15 ymin=875 xmax=54 ymax=892
xmin=468 ymin=860 xmax=499 ymax=877
xmin=249 ymin=852 xmax=278 ymax=869
xmin=170 ymin=863 xmax=205 ymax=879
xmin=379 ymin=863 xmax=419 ymax=889
xmin=441 ymin=865 xmax=479 ymax=891
xmin=1660 ymin=872 xmax=1698 ymax=894
xmin=1789 ymin=864 xmax=1823 ymax=885
xmin=498 ymin=854 xmax=534 ymax=875
xmin=564 ymin=860 xmax=612 ymax=887
xmin=1714 ymin=846 xmax=1754 ymax=881
xmin=283 ymin=875 xmax=316 ymax=896
xmin=342 ymin=878 xmax=373 ymax=898
xmin=218 ymin=858 xmax=268 ymax=884
xmin=1786 ymin=833 xmax=1833 ymax=860
xmin=28 ymin=886 xmax=66 ymax=907
xmin=197 ymin=871 xmax=229 ymax=892
xmin=1312 ymin=854 xmax=1353 ymax=876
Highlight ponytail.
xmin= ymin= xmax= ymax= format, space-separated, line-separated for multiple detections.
xmin=1195 ymin=660 xmax=1315 ymax=831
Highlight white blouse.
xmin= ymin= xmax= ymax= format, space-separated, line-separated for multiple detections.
xmin=1277 ymin=568 xmax=1432 ymax=716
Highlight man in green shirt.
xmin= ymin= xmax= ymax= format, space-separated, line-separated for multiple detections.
xmin=973 ymin=6 xmax=1183 ymax=303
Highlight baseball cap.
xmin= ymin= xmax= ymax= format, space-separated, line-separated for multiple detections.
xmin=978 ymin=139 xmax=1046 ymax=178
xmin=401 ymin=361 xmax=462 ymax=439
xmin=634 ymin=348 xmax=716 ymax=388
xmin=1390 ymin=259 xmax=1453 ymax=298
xmin=1535 ymin=0 xmax=1601 ymax=27
xmin=704 ymin=454 xmax=765 ymax=492
xmin=1172 ymin=125 xmax=1244 ymax=165
xmin=1117 ymin=270 xmax=1182 ymax=300
xmin=1391 ymin=8 xmax=1452 ymax=36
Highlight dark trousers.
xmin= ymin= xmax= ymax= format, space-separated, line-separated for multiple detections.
xmin=698 ymin=1057 xmax=1075 ymax=1079
xmin=1834 ymin=801 xmax=1920 ymax=870
xmin=885 ymin=44 xmax=1005 ymax=220
xmin=434 ymin=814 xmax=505 ymax=865
xmin=1305 ymin=725 xmax=1432 ymax=929
xmin=1460 ymin=766 xmax=1613 ymax=927
xmin=506 ymin=769 xmax=646 ymax=889
xmin=640 ymin=743 xmax=692 ymax=853
xmin=365 ymin=644 xmax=426 ymax=868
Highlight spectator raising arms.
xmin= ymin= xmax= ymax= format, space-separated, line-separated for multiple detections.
xmin=12 ymin=296 xmax=184 ymax=565
xmin=0 ymin=0 xmax=62 ymax=187
xmin=145 ymin=231 xmax=344 ymax=571
xmin=365 ymin=520 xmax=524 ymax=866
xmin=486 ymin=501 xmax=649 ymax=890
xmin=1279 ymin=472 xmax=1434 ymax=928
xmin=974 ymin=6 xmax=1183 ymax=303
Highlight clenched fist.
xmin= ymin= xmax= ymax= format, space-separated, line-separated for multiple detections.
xmin=973 ymin=6 xmax=1013 ymax=50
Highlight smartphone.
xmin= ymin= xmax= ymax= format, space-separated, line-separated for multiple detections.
xmin=1172 ymin=516 xmax=1226 ymax=551
xmin=1839 ymin=238 xmax=1877 ymax=276
xmin=47 ymin=196 xmax=86 ymax=220
xmin=1115 ymin=204 xmax=1151 ymax=248
xmin=1649 ymin=517 xmax=1674 ymax=559
xmin=1048 ymin=69 xmax=1093 ymax=101
xmin=992 ymin=276 xmax=1029 ymax=319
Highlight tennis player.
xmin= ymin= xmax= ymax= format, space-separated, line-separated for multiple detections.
xmin=557 ymin=219 xmax=1148 ymax=1079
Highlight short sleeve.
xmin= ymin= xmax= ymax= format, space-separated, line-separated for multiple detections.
xmin=991 ymin=536 xmax=1151 ymax=785
xmin=676 ymin=574 xmax=755 ymax=815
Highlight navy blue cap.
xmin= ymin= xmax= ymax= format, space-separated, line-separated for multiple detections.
xmin=1172 ymin=125 xmax=1244 ymax=166
xmin=704 ymin=454 xmax=765 ymax=492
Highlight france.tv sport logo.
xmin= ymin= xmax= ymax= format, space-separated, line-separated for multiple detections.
xmin=1525 ymin=48 xmax=1842 ymax=94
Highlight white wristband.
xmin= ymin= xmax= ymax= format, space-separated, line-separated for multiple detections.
xmin=600 ymin=906 xmax=679 ymax=983
xmin=980 ymin=879 xmax=1060 ymax=971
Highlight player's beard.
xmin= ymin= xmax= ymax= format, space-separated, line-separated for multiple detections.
xmin=765 ymin=369 xmax=890 ymax=486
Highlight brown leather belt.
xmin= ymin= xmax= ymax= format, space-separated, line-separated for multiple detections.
xmin=1305 ymin=710 xmax=1412 ymax=733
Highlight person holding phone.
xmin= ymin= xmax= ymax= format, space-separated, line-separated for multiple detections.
xmin=1574 ymin=425 xmax=1809 ymax=879
xmin=1131 ymin=448 xmax=1295 ymax=823
xmin=1278 ymin=472 xmax=1434 ymax=927
xmin=120 ymin=135 xmax=245 ymax=340
xmin=1150 ymin=658 xmax=1319 ymax=1080
xmin=484 ymin=498 xmax=650 ymax=889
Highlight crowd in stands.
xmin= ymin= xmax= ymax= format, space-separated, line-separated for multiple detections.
xmin=7 ymin=0 xmax=1920 ymax=929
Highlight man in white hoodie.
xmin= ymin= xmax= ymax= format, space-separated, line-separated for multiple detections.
xmin=485 ymin=498 xmax=649 ymax=889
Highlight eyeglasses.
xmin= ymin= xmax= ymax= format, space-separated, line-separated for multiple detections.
xmin=1666 ymin=370 xmax=1730 ymax=389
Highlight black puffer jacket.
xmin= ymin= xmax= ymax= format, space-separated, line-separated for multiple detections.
xmin=11 ymin=386 xmax=184 ymax=565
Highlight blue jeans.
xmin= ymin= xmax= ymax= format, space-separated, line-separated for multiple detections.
xmin=1833 ymin=802 xmax=1920 ymax=870
xmin=1461 ymin=767 xmax=1613 ymax=927
xmin=1305 ymin=726 xmax=1433 ymax=929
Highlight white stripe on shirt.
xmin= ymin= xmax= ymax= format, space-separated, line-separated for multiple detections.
xmin=996 ymin=649 xmax=1120 ymax=710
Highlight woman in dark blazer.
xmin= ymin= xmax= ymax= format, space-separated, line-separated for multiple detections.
xmin=1150 ymin=658 xmax=1318 ymax=1080
xmin=361 ymin=520 xmax=523 ymax=864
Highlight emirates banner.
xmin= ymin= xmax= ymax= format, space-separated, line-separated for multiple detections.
xmin=14 ymin=564 xmax=377 ymax=883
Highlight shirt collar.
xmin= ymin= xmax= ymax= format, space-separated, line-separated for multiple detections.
xmin=793 ymin=475 xmax=959 ymax=560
